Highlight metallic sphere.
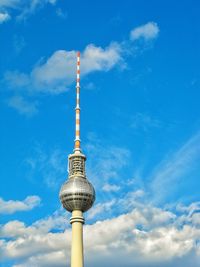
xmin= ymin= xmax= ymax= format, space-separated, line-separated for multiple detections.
xmin=59 ymin=177 xmax=95 ymax=212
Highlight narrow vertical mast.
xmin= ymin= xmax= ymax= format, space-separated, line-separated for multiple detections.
xmin=74 ymin=51 xmax=81 ymax=153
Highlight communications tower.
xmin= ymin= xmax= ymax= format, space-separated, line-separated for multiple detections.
xmin=59 ymin=52 xmax=95 ymax=267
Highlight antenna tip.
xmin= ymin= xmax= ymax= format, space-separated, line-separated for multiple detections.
xmin=77 ymin=51 xmax=80 ymax=57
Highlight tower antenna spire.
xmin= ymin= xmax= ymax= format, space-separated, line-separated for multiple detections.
xmin=74 ymin=51 xmax=81 ymax=152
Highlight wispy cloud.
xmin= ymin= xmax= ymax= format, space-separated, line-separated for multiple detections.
xmin=85 ymin=134 xmax=131 ymax=187
xmin=13 ymin=35 xmax=26 ymax=54
xmin=0 ymin=12 xmax=10 ymax=23
xmin=24 ymin=137 xmax=130 ymax=194
xmin=0 ymin=0 xmax=57 ymax=21
xmin=0 ymin=0 xmax=21 ymax=9
xmin=0 ymin=195 xmax=41 ymax=214
xmin=83 ymin=81 xmax=96 ymax=90
xmin=55 ymin=7 xmax=67 ymax=19
xmin=17 ymin=0 xmax=57 ymax=20
xmin=149 ymin=131 xmax=200 ymax=203
xmin=7 ymin=95 xmax=39 ymax=116
xmin=102 ymin=183 xmax=120 ymax=192
xmin=130 ymin=22 xmax=159 ymax=41
xmin=25 ymin=146 xmax=66 ymax=189
xmin=131 ymin=112 xmax=161 ymax=132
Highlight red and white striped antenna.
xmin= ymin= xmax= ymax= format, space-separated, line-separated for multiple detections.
xmin=74 ymin=51 xmax=81 ymax=152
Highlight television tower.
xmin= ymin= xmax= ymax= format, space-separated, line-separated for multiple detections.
xmin=59 ymin=51 xmax=95 ymax=267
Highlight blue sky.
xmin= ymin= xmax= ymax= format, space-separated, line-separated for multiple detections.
xmin=0 ymin=0 xmax=200 ymax=266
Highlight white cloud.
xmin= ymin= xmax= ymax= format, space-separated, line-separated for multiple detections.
xmin=87 ymin=200 xmax=116 ymax=220
xmin=81 ymin=42 xmax=123 ymax=74
xmin=3 ymin=22 xmax=158 ymax=115
xmin=0 ymin=12 xmax=10 ymax=23
xmin=177 ymin=201 xmax=200 ymax=217
xmin=32 ymin=209 xmax=68 ymax=233
xmin=0 ymin=195 xmax=41 ymax=214
xmin=13 ymin=251 xmax=68 ymax=267
xmin=7 ymin=95 xmax=38 ymax=116
xmin=0 ymin=210 xmax=67 ymax=239
xmin=5 ymin=42 xmax=123 ymax=95
xmin=5 ymin=22 xmax=159 ymax=97
xmin=130 ymin=22 xmax=159 ymax=41
xmin=0 ymin=200 xmax=200 ymax=267
xmin=31 ymin=50 xmax=77 ymax=94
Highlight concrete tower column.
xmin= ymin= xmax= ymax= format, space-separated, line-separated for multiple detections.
xmin=70 ymin=210 xmax=85 ymax=267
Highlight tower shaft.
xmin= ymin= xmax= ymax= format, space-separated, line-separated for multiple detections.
xmin=70 ymin=210 xmax=84 ymax=267
xmin=59 ymin=51 xmax=95 ymax=267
